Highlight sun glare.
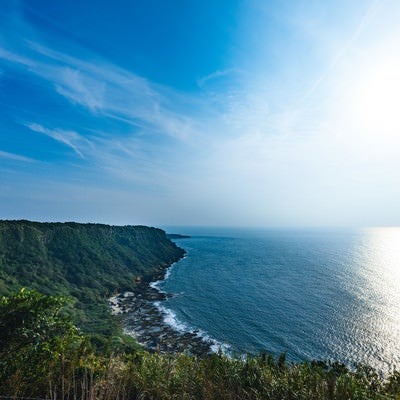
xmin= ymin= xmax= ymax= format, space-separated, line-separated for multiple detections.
xmin=361 ymin=227 xmax=400 ymax=313
xmin=347 ymin=57 xmax=400 ymax=144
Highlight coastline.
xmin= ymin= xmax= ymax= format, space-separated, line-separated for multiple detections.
xmin=109 ymin=259 xmax=218 ymax=355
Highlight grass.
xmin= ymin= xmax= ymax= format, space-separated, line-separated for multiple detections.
xmin=2 ymin=350 xmax=400 ymax=400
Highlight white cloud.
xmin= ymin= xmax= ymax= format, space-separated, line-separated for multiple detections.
xmin=55 ymin=67 xmax=106 ymax=112
xmin=2 ymin=39 xmax=201 ymax=142
xmin=0 ymin=47 xmax=35 ymax=67
xmin=300 ymin=0 xmax=384 ymax=103
xmin=25 ymin=123 xmax=89 ymax=158
xmin=197 ymin=68 xmax=239 ymax=88
xmin=0 ymin=150 xmax=35 ymax=162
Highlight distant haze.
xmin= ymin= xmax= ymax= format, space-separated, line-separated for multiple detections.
xmin=1 ymin=0 xmax=400 ymax=227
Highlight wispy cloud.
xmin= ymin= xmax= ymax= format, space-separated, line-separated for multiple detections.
xmin=197 ymin=68 xmax=239 ymax=88
xmin=22 ymin=120 xmax=180 ymax=190
xmin=0 ymin=35 xmax=202 ymax=142
xmin=0 ymin=47 xmax=35 ymax=68
xmin=0 ymin=150 xmax=36 ymax=163
xmin=55 ymin=67 xmax=106 ymax=112
xmin=301 ymin=0 xmax=383 ymax=103
xmin=25 ymin=123 xmax=89 ymax=158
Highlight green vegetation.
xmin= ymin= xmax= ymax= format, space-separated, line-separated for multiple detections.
xmin=0 ymin=288 xmax=83 ymax=395
xmin=0 ymin=220 xmax=184 ymax=341
xmin=1 ymin=289 xmax=400 ymax=400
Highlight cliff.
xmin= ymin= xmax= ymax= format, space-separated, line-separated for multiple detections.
xmin=0 ymin=220 xmax=184 ymax=335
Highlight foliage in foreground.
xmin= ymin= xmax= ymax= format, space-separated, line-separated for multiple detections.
xmin=2 ymin=290 xmax=400 ymax=400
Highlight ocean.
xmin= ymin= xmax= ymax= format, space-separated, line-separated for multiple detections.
xmin=153 ymin=227 xmax=400 ymax=373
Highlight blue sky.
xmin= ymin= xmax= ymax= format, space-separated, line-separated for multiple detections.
xmin=1 ymin=0 xmax=400 ymax=227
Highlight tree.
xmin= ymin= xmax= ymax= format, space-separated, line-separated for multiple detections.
xmin=0 ymin=288 xmax=82 ymax=394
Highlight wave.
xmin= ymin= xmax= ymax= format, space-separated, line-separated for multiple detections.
xmin=154 ymin=300 xmax=230 ymax=355
xmin=149 ymin=258 xmax=181 ymax=292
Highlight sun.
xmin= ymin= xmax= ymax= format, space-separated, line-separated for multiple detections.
xmin=346 ymin=56 xmax=400 ymax=142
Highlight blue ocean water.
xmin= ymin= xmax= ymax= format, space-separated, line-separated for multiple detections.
xmin=157 ymin=227 xmax=400 ymax=373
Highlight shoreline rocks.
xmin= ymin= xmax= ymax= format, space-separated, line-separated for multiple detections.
xmin=109 ymin=277 xmax=214 ymax=355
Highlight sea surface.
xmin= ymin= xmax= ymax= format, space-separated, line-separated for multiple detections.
xmin=153 ymin=227 xmax=400 ymax=373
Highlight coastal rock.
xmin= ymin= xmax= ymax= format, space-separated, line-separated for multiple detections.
xmin=109 ymin=282 xmax=214 ymax=355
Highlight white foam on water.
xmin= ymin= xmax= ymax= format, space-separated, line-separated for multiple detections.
xmin=149 ymin=259 xmax=180 ymax=291
xmin=153 ymin=301 xmax=231 ymax=355
xmin=153 ymin=301 xmax=189 ymax=333
xmin=149 ymin=280 xmax=161 ymax=290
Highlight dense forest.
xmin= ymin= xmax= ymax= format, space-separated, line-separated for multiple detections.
xmin=1 ymin=220 xmax=400 ymax=399
xmin=0 ymin=220 xmax=184 ymax=338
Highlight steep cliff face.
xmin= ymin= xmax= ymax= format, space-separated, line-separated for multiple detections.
xmin=0 ymin=220 xmax=184 ymax=334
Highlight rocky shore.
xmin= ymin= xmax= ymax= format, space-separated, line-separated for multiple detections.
xmin=109 ymin=279 xmax=214 ymax=355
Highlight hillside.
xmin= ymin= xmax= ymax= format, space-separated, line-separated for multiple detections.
xmin=0 ymin=220 xmax=184 ymax=335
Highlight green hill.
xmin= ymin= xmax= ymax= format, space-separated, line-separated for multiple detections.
xmin=0 ymin=220 xmax=184 ymax=336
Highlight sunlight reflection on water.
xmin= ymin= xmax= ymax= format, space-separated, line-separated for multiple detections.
xmin=352 ymin=227 xmax=400 ymax=372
